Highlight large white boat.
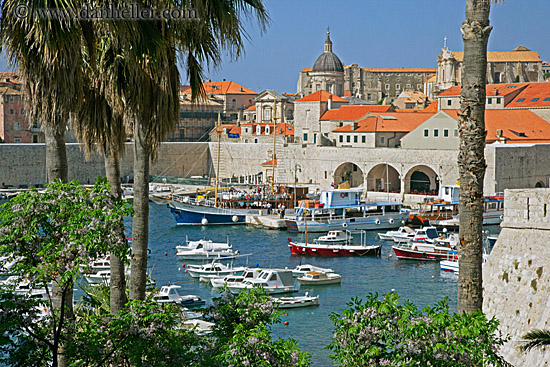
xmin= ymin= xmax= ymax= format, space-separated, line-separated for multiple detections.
xmin=186 ymin=261 xmax=247 ymax=279
xmin=271 ymin=293 xmax=320 ymax=309
xmin=175 ymin=239 xmax=239 ymax=260
xmin=210 ymin=268 xmax=263 ymax=289
xmin=227 ymin=269 xmax=296 ymax=294
xmin=285 ymin=189 xmax=409 ymax=233
xmin=377 ymin=226 xmax=415 ymax=241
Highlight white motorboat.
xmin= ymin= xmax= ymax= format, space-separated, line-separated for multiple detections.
xmin=209 ymin=268 xmax=263 ymax=288
xmin=175 ymin=247 xmax=239 ymax=260
xmin=227 ymin=269 xmax=296 ymax=294
xmin=183 ymin=319 xmax=215 ymax=335
xmin=272 ymin=292 xmax=320 ymax=309
xmin=392 ymin=226 xmax=439 ymax=243
xmin=296 ymin=271 xmax=342 ymax=285
xmin=377 ymin=226 xmax=415 ymax=241
xmin=186 ymin=261 xmax=246 ymax=279
xmin=79 ymin=256 xmax=111 ymax=274
xmin=440 ymin=250 xmax=489 ymax=274
xmin=175 ymin=237 xmax=232 ymax=252
xmin=313 ymin=230 xmax=351 ymax=245
xmin=85 ymin=268 xmax=131 ymax=285
xmin=287 ymin=264 xmax=335 ymax=278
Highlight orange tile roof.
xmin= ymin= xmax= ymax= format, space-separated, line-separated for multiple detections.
xmin=332 ymin=112 xmax=433 ymax=133
xmin=209 ymin=124 xmax=240 ymax=135
xmin=443 ymin=109 xmax=550 ymax=143
xmin=343 ymin=90 xmax=352 ymax=97
xmin=451 ymin=50 xmax=541 ymax=63
xmin=506 ymin=83 xmax=550 ymax=108
xmin=262 ymin=158 xmax=277 ymax=166
xmin=320 ymin=105 xmax=395 ymax=121
xmin=437 ymin=83 xmax=529 ymax=97
xmin=301 ymin=68 xmax=313 ymax=73
xmin=416 ymin=101 xmax=438 ymax=113
xmin=363 ymin=68 xmax=437 ymax=73
xmin=241 ymin=122 xmax=294 ymax=135
xmin=182 ymin=80 xmax=256 ymax=95
xmin=245 ymin=105 xmax=256 ymax=111
xmin=295 ymin=90 xmax=348 ymax=103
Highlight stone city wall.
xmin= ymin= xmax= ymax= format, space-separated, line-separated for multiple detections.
xmin=0 ymin=142 xmax=210 ymax=188
xmin=483 ymin=188 xmax=550 ymax=366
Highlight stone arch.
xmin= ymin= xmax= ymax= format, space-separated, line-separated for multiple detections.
xmin=366 ymin=164 xmax=400 ymax=193
xmin=333 ymin=162 xmax=363 ymax=188
xmin=535 ymin=181 xmax=545 ymax=188
xmin=404 ymin=165 xmax=439 ymax=195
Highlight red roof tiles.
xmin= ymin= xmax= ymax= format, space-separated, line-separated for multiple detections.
xmin=438 ymin=83 xmax=529 ymax=97
xmin=332 ymin=112 xmax=432 ymax=133
xmin=182 ymin=80 xmax=256 ymax=95
xmin=506 ymin=83 xmax=550 ymax=108
xmin=295 ymin=90 xmax=348 ymax=103
xmin=320 ymin=105 xmax=395 ymax=121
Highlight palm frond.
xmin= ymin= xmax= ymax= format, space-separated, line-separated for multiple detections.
xmin=519 ymin=329 xmax=550 ymax=352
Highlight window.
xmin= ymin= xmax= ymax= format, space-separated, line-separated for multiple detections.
xmin=32 ymin=135 xmax=38 ymax=143
xmin=303 ymin=133 xmax=308 ymax=141
xmin=339 ymin=135 xmax=343 ymax=143
xmin=385 ymin=84 xmax=390 ymax=90
xmin=9 ymin=108 xmax=14 ymax=114
xmin=380 ymin=136 xmax=385 ymax=144
xmin=444 ymin=129 xmax=449 ymax=137
xmin=417 ymin=84 xmax=422 ymax=90
xmin=362 ymin=136 xmax=366 ymax=143
xmin=232 ymin=99 xmax=236 ymax=108
xmin=516 ymin=98 xmax=525 ymax=102
xmin=544 ymin=97 xmax=550 ymax=101
xmin=531 ymin=98 xmax=540 ymax=102
xmin=367 ymin=94 xmax=371 ymax=100
xmin=346 ymin=135 xmax=350 ymax=143
xmin=424 ymin=129 xmax=429 ymax=137
xmin=406 ymin=84 xmax=411 ymax=89
xmin=13 ymin=121 xmax=20 ymax=131
xmin=434 ymin=129 xmax=439 ymax=137
xmin=315 ymin=84 xmax=321 ymax=91
xmin=454 ymin=129 xmax=458 ymax=137
xmin=447 ymin=99 xmax=452 ymax=106
xmin=395 ymin=84 xmax=400 ymax=90
xmin=487 ymin=97 xmax=492 ymax=104
xmin=254 ymin=138 xmax=258 ymax=143
xmin=496 ymin=97 xmax=501 ymax=104
xmin=20 ymin=108 xmax=24 ymax=115
xmin=14 ymin=137 xmax=21 ymax=143
xmin=354 ymin=136 xmax=358 ymax=143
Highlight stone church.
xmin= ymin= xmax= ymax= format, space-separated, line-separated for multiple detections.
xmin=434 ymin=38 xmax=544 ymax=94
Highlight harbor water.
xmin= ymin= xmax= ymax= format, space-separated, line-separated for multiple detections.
xmin=131 ymin=202 xmax=496 ymax=366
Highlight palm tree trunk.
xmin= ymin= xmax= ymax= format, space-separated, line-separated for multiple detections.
xmin=104 ymin=150 xmax=128 ymax=313
xmin=129 ymin=119 xmax=150 ymax=301
xmin=44 ymin=124 xmax=72 ymax=367
xmin=457 ymin=0 xmax=492 ymax=314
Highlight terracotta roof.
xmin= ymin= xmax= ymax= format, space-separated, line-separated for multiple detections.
xmin=416 ymin=101 xmax=438 ymax=113
xmin=0 ymin=87 xmax=21 ymax=95
xmin=450 ymin=50 xmax=541 ymax=63
xmin=343 ymin=90 xmax=351 ymax=97
xmin=320 ymin=105 xmax=395 ymax=121
xmin=301 ymin=68 xmax=313 ymax=73
xmin=245 ymin=105 xmax=256 ymax=111
xmin=437 ymin=83 xmax=529 ymax=97
xmin=182 ymin=80 xmax=256 ymax=95
xmin=332 ymin=112 xmax=432 ymax=133
xmin=295 ymin=90 xmax=348 ymax=103
xmin=241 ymin=122 xmax=294 ymax=136
xmin=443 ymin=109 xmax=550 ymax=143
xmin=209 ymin=124 xmax=240 ymax=135
xmin=506 ymin=83 xmax=550 ymax=108
xmin=427 ymin=75 xmax=437 ymax=82
xmin=363 ymin=68 xmax=437 ymax=73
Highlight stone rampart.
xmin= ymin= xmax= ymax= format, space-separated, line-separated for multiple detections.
xmin=483 ymin=188 xmax=550 ymax=366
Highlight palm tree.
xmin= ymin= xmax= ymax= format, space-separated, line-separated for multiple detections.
xmin=457 ymin=0 xmax=502 ymax=314
xmin=519 ymin=329 xmax=550 ymax=352
xmin=0 ymin=2 xmax=85 ymax=365
xmin=125 ymin=0 xmax=269 ymax=300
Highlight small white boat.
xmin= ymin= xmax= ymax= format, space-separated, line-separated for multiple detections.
xmin=227 ymin=269 xmax=296 ymax=294
xmin=175 ymin=237 xmax=232 ymax=252
xmin=272 ymin=292 xmax=320 ymax=309
xmin=186 ymin=262 xmax=247 ymax=279
xmin=392 ymin=226 xmax=439 ymax=243
xmin=79 ymin=256 xmax=111 ymax=273
xmin=440 ymin=250 xmax=489 ymax=274
xmin=85 ymin=268 xmax=131 ymax=285
xmin=210 ymin=268 xmax=263 ymax=288
xmin=287 ymin=264 xmax=335 ymax=278
xmin=183 ymin=319 xmax=215 ymax=335
xmin=296 ymin=271 xmax=342 ymax=285
xmin=313 ymin=230 xmax=351 ymax=245
xmin=377 ymin=226 xmax=415 ymax=241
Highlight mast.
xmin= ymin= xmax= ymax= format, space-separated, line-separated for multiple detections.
xmin=214 ymin=113 xmax=221 ymax=207
xmin=271 ymin=100 xmax=277 ymax=194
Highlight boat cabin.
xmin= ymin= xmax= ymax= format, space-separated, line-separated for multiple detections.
xmin=319 ymin=189 xmax=362 ymax=208
xmin=251 ymin=269 xmax=294 ymax=287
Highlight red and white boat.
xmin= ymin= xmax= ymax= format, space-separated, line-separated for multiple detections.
xmin=288 ymin=230 xmax=381 ymax=257
xmin=392 ymin=235 xmax=458 ymax=261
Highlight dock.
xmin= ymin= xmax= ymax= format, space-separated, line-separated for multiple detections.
xmin=246 ymin=214 xmax=287 ymax=229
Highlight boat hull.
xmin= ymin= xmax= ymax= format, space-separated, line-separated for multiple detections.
xmin=285 ymin=212 xmax=410 ymax=233
xmin=168 ymin=202 xmax=258 ymax=225
xmin=392 ymin=246 xmax=456 ymax=261
xmin=288 ymin=239 xmax=381 ymax=257
xmin=274 ymin=296 xmax=320 ymax=309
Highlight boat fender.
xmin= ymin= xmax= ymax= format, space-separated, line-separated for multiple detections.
xmin=500 ymin=215 xmax=504 ymax=220
xmin=201 ymin=218 xmax=209 ymax=225
xmin=340 ymin=193 xmax=346 ymax=198
xmin=401 ymin=220 xmax=406 ymax=224
xmin=375 ymin=219 xmax=381 ymax=225
xmin=422 ymin=253 xmax=428 ymax=259
xmin=232 ymin=215 xmax=239 ymax=222
xmin=389 ymin=218 xmax=394 ymax=224
xmin=342 ymin=222 xmax=348 ymax=228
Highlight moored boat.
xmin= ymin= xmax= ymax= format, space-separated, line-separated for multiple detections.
xmin=271 ymin=293 xmax=320 ymax=309
xmin=227 ymin=269 xmax=296 ymax=294
xmin=287 ymin=264 xmax=335 ymax=278
xmin=285 ymin=189 xmax=409 ymax=233
xmin=296 ymin=271 xmax=341 ymax=285
xmin=377 ymin=226 xmax=415 ymax=241
xmin=392 ymin=236 xmax=458 ymax=261
xmin=288 ymin=230 xmax=381 ymax=257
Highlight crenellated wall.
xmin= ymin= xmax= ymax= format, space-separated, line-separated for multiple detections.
xmin=483 ymin=188 xmax=550 ymax=366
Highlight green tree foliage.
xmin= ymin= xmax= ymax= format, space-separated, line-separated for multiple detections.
xmin=328 ymin=292 xmax=511 ymax=366
xmin=519 ymin=329 xmax=550 ymax=352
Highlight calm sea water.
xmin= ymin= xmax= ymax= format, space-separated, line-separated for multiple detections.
xmin=128 ymin=202 xmax=497 ymax=367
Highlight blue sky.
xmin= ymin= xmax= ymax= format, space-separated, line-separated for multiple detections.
xmin=203 ymin=0 xmax=550 ymax=93
xmin=1 ymin=0 xmax=546 ymax=94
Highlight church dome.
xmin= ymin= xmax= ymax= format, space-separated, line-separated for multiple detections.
xmin=312 ymin=31 xmax=344 ymax=73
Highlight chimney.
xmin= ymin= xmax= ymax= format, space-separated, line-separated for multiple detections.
xmin=496 ymin=129 xmax=503 ymax=138
xmin=222 ymin=78 xmax=226 ymax=82
xmin=353 ymin=122 xmax=359 ymax=130
xmin=493 ymin=88 xmax=498 ymax=96
xmin=328 ymin=96 xmax=332 ymax=110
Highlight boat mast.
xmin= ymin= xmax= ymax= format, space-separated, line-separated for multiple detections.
xmin=271 ymin=100 xmax=277 ymax=194
xmin=214 ymin=113 xmax=221 ymax=208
